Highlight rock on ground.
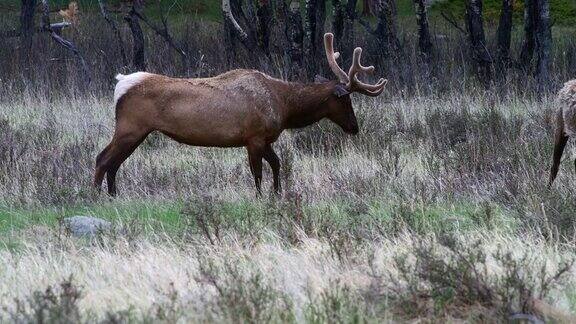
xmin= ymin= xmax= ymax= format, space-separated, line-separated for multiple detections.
xmin=63 ymin=216 xmax=111 ymax=237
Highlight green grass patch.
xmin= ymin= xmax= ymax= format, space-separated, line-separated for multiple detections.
xmin=0 ymin=196 xmax=519 ymax=249
xmin=368 ymin=200 xmax=517 ymax=234
xmin=0 ymin=200 xmax=184 ymax=242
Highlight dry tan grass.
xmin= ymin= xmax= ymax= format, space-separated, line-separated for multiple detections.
xmin=2 ymin=92 xmax=576 ymax=321
xmin=0 ymin=227 xmax=573 ymax=322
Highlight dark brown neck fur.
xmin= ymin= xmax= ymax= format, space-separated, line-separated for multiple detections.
xmin=281 ymin=81 xmax=337 ymax=129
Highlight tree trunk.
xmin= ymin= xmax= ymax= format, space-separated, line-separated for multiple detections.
xmin=340 ymin=0 xmax=357 ymax=67
xmin=98 ymin=0 xmax=128 ymax=68
xmin=19 ymin=0 xmax=36 ymax=67
xmin=125 ymin=3 xmax=145 ymax=71
xmin=287 ymin=1 xmax=304 ymax=67
xmin=465 ymin=0 xmax=492 ymax=87
xmin=535 ymin=0 xmax=551 ymax=94
xmin=362 ymin=0 xmax=375 ymax=16
xmin=41 ymin=0 xmax=90 ymax=84
xmin=496 ymin=0 xmax=513 ymax=76
xmin=332 ymin=0 xmax=344 ymax=45
xmin=413 ymin=0 xmax=433 ymax=61
xmin=374 ymin=0 xmax=400 ymax=58
xmin=222 ymin=0 xmax=241 ymax=67
xmin=331 ymin=0 xmax=357 ymax=67
xmin=256 ymin=0 xmax=272 ymax=56
xmin=222 ymin=0 xmax=269 ymax=64
xmin=304 ymin=0 xmax=326 ymax=79
xmin=519 ymin=0 xmax=536 ymax=70
xmin=223 ymin=0 xmax=254 ymax=50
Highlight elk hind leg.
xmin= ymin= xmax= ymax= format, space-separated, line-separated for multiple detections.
xmin=247 ymin=141 xmax=265 ymax=196
xmin=94 ymin=130 xmax=149 ymax=196
xmin=263 ymin=145 xmax=281 ymax=194
xmin=94 ymin=144 xmax=112 ymax=191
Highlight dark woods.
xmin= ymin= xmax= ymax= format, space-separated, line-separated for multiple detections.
xmin=0 ymin=0 xmax=570 ymax=98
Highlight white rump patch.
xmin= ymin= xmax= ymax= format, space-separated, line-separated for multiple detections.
xmin=113 ymin=72 xmax=152 ymax=105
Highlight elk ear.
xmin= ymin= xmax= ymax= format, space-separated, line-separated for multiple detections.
xmin=314 ymin=75 xmax=330 ymax=83
xmin=333 ymin=84 xmax=350 ymax=97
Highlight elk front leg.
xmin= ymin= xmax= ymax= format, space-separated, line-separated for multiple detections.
xmin=263 ymin=144 xmax=281 ymax=194
xmin=549 ymin=110 xmax=569 ymax=187
xmin=247 ymin=141 xmax=265 ymax=195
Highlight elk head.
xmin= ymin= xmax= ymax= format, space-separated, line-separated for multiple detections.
xmin=319 ymin=33 xmax=388 ymax=134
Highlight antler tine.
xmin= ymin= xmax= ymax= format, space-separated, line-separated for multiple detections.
xmin=347 ymin=47 xmax=387 ymax=95
xmin=348 ymin=47 xmax=374 ymax=81
xmin=354 ymin=80 xmax=389 ymax=97
xmin=353 ymin=77 xmax=388 ymax=92
xmin=324 ymin=33 xmax=349 ymax=84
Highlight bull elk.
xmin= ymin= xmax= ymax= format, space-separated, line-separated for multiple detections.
xmin=548 ymin=80 xmax=576 ymax=187
xmin=94 ymin=33 xmax=387 ymax=196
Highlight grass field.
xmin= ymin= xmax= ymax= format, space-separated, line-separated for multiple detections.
xmin=2 ymin=89 xmax=576 ymax=321
xmin=2 ymin=0 xmax=576 ymax=321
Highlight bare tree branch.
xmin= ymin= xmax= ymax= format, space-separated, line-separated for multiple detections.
xmin=441 ymin=11 xmax=466 ymax=34
xmin=222 ymin=0 xmax=248 ymax=41
xmin=133 ymin=10 xmax=188 ymax=62
xmin=358 ymin=17 xmax=375 ymax=35
xmin=127 ymin=1 xmax=189 ymax=72
xmin=97 ymin=0 xmax=128 ymax=67
xmin=40 ymin=0 xmax=90 ymax=83
xmin=1 ymin=22 xmax=70 ymax=38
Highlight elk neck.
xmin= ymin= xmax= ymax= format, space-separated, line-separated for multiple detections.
xmin=281 ymin=81 xmax=337 ymax=129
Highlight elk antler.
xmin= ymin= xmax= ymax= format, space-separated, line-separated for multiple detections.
xmin=323 ymin=33 xmax=388 ymax=97
xmin=324 ymin=33 xmax=349 ymax=84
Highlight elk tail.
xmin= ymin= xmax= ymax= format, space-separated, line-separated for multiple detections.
xmin=113 ymin=72 xmax=150 ymax=107
xmin=549 ymin=109 xmax=569 ymax=188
